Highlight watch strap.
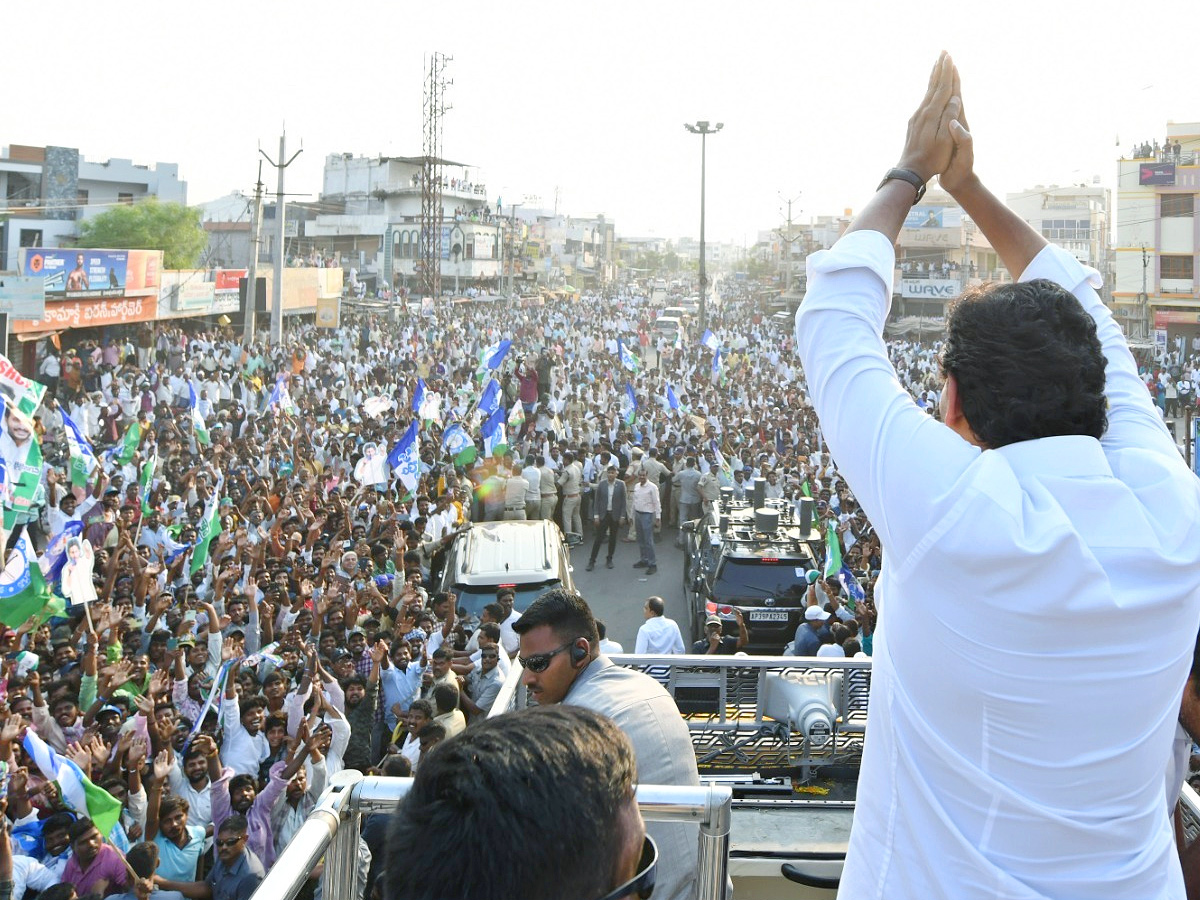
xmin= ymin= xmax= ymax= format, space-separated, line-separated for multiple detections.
xmin=877 ymin=167 xmax=926 ymax=204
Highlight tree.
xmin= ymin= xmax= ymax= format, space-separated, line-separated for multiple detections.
xmin=75 ymin=198 xmax=207 ymax=269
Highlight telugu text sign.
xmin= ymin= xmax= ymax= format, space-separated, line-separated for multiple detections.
xmin=11 ymin=296 xmax=156 ymax=334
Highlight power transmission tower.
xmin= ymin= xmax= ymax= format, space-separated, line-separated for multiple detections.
xmin=418 ymin=52 xmax=452 ymax=300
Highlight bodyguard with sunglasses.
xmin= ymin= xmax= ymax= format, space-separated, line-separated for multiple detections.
xmin=387 ymin=706 xmax=656 ymax=900
xmin=514 ymin=589 xmax=700 ymax=900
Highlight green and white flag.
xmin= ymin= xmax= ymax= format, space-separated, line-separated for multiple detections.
xmin=0 ymin=354 xmax=46 ymax=419
xmin=117 ymin=421 xmax=142 ymax=466
xmin=138 ymin=453 xmax=157 ymax=516
xmin=189 ymin=476 xmax=224 ymax=576
xmin=189 ymin=383 xmax=210 ymax=447
xmin=0 ymin=530 xmax=55 ymax=627
xmin=0 ymin=396 xmax=44 ymax=531
xmin=823 ymin=520 xmax=843 ymax=580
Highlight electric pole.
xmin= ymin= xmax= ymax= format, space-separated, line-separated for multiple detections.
xmin=242 ymin=162 xmax=264 ymax=345
xmin=774 ymin=191 xmax=802 ymax=293
xmin=684 ymin=120 xmax=723 ymax=333
xmin=261 ymin=131 xmax=303 ymax=348
xmin=1140 ymin=243 xmax=1149 ymax=340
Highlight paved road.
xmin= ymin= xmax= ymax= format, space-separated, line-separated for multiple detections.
xmin=569 ymin=522 xmax=690 ymax=652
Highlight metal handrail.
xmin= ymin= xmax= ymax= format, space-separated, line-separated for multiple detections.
xmin=252 ymin=770 xmax=732 ymax=900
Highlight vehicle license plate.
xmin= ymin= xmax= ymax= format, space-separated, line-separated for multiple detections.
xmin=749 ymin=610 xmax=790 ymax=622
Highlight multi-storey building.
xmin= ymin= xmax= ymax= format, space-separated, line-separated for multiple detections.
xmin=1113 ymin=123 xmax=1200 ymax=348
xmin=0 ymin=143 xmax=186 ymax=270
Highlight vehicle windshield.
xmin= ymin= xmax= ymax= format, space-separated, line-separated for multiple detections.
xmin=451 ymin=580 xmax=563 ymax=617
xmin=714 ymin=559 xmax=807 ymax=603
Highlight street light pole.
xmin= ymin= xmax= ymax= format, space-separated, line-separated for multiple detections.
xmin=685 ymin=120 xmax=723 ymax=333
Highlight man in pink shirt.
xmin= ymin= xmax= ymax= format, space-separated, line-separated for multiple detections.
xmin=62 ymin=818 xmax=129 ymax=898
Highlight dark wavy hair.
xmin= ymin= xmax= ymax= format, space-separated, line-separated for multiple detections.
xmin=940 ymin=278 xmax=1107 ymax=447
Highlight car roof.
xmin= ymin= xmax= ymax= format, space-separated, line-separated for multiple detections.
xmin=451 ymin=520 xmax=564 ymax=584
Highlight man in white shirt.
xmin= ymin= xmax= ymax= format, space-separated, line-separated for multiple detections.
xmin=796 ymin=55 xmax=1200 ymax=900
xmin=496 ymin=588 xmax=522 ymax=658
xmin=633 ymin=596 xmax=684 ymax=655
xmin=629 ymin=469 xmax=661 ymax=575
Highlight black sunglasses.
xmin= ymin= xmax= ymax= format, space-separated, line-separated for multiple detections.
xmin=594 ymin=835 xmax=657 ymax=900
xmin=517 ymin=641 xmax=574 ymax=674
xmin=215 ymin=837 xmax=242 ymax=848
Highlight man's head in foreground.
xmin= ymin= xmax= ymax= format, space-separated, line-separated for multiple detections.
xmin=386 ymin=705 xmax=652 ymax=900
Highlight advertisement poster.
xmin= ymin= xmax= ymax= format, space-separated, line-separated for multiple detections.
xmin=22 ymin=248 xmax=162 ymax=299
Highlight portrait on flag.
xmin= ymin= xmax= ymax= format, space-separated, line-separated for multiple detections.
xmin=60 ymin=536 xmax=98 ymax=605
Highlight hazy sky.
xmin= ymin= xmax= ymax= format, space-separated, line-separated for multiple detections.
xmin=5 ymin=0 xmax=1194 ymax=245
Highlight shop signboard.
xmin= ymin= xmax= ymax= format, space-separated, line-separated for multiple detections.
xmin=900 ymin=278 xmax=961 ymax=299
xmin=175 ymin=281 xmax=216 ymax=311
xmin=11 ymin=295 xmax=157 ymax=334
xmin=0 ymin=275 xmax=46 ymax=319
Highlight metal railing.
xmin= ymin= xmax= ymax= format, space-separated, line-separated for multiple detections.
xmin=252 ymin=770 xmax=733 ymax=900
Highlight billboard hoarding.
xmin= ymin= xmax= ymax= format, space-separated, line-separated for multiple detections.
xmin=21 ymin=248 xmax=162 ymax=299
xmin=903 ymin=206 xmax=963 ymax=229
xmin=214 ymin=270 xmax=247 ymax=293
xmin=1140 ymin=163 xmax=1176 ymax=186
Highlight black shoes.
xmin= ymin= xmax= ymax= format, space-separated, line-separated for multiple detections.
xmin=633 ymin=560 xmax=648 ymax=569
xmin=586 ymin=561 xmax=595 ymax=571
xmin=646 ymin=565 xmax=658 ymax=575
xmin=606 ymin=559 xmax=613 ymax=569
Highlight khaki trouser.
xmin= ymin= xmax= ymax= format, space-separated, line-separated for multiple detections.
xmin=561 ymin=494 xmax=582 ymax=536
xmin=504 ymin=507 xmax=527 ymax=521
xmin=526 ymin=499 xmax=541 ymax=520
xmin=539 ymin=494 xmax=558 ymax=520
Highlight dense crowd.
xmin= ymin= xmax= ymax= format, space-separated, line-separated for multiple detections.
xmin=0 ymin=274 xmax=1186 ymax=900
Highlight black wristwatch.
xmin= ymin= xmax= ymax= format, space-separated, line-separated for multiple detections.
xmin=877 ymin=167 xmax=926 ymax=205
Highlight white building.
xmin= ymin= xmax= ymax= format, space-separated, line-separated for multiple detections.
xmin=0 ymin=143 xmax=186 ymax=270
xmin=306 ymin=153 xmax=501 ymax=293
xmin=1005 ymin=183 xmax=1111 ymax=274
xmin=1113 ymin=122 xmax=1200 ymax=347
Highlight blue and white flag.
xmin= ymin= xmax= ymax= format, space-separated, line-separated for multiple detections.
xmin=623 ymin=383 xmax=638 ymax=426
xmin=666 ymin=385 xmax=680 ymax=411
xmin=387 ymin=421 xmax=421 ymax=492
xmin=268 ymin=375 xmax=296 ymax=414
xmin=23 ymin=728 xmax=123 ymax=836
xmin=412 ymin=377 xmax=427 ymax=414
xmin=711 ymin=348 xmax=722 ymax=375
xmin=617 ymin=339 xmax=639 ymax=372
xmin=838 ymin=564 xmax=866 ymax=611
xmin=701 ymin=330 xmax=720 ymax=352
xmin=61 ymin=409 xmax=98 ymax=485
xmin=481 ymin=339 xmax=512 ymax=371
xmin=42 ymin=521 xmax=84 ymax=588
xmin=481 ymin=406 xmax=507 ymax=457
xmin=442 ymin=423 xmax=471 ymax=456
xmin=188 ymin=383 xmax=211 ymax=447
xmin=165 ymin=542 xmax=193 ymax=565
xmin=478 ymin=378 xmax=502 ymax=418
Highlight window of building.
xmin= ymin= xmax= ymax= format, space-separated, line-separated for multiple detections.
xmin=118 ymin=192 xmax=134 ymax=205
xmin=18 ymin=229 xmax=42 ymax=248
xmin=1039 ymin=218 xmax=1091 ymax=240
xmin=1162 ymin=194 xmax=1195 ymax=218
xmin=1161 ymin=255 xmax=1195 ymax=280
xmin=76 ymin=189 xmax=89 ymax=206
